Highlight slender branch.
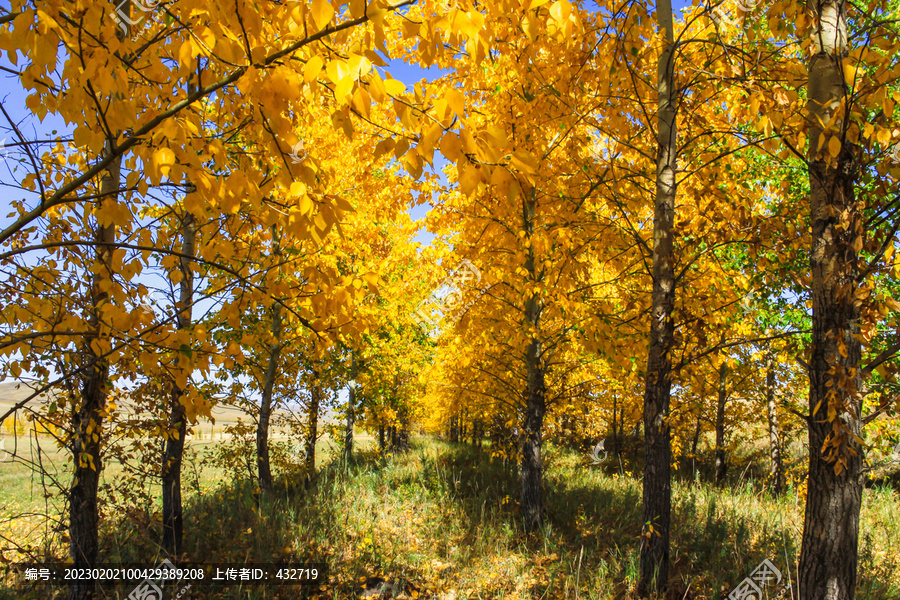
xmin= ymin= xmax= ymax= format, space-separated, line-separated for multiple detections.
xmin=0 ymin=0 xmax=417 ymax=247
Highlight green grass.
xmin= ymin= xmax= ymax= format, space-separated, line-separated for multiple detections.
xmin=1 ymin=437 xmax=898 ymax=599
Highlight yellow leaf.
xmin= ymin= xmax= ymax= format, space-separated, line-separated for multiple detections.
xmin=827 ymin=136 xmax=841 ymax=158
xmin=373 ymin=137 xmax=395 ymax=161
xmin=394 ymin=136 xmax=410 ymax=159
xmin=549 ymin=0 xmax=572 ymax=23
xmin=511 ymin=150 xmax=538 ymax=174
xmin=326 ymin=59 xmax=350 ymax=84
xmin=331 ymin=195 xmax=355 ymax=213
xmin=304 ymin=55 xmax=324 ymax=83
xmin=349 ymin=0 xmax=366 ymax=18
xmin=178 ymin=40 xmax=195 ymax=69
xmin=440 ymin=132 xmax=462 ymax=161
xmin=311 ymin=0 xmax=334 ymax=31
xmin=290 ymin=4 xmax=306 ymax=26
xmin=335 ymin=77 xmax=354 ymax=104
xmin=459 ymin=161 xmax=481 ymax=196
xmin=445 ymin=88 xmax=466 ymax=118
xmin=384 ymin=77 xmax=406 ymax=96
xmin=298 ymin=194 xmax=313 ymax=215
xmin=352 ymin=86 xmax=371 ymax=119
xmin=419 ymin=122 xmax=443 ymax=165
xmin=290 ymin=181 xmax=307 ymax=197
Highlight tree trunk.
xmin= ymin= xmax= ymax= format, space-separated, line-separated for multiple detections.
xmin=161 ymin=389 xmax=187 ymax=556
xmin=611 ymin=393 xmax=619 ymax=457
xmin=690 ymin=411 xmax=701 ymax=480
xmin=639 ymin=0 xmax=677 ymax=593
xmin=257 ymin=226 xmax=284 ymax=494
xmin=343 ymin=352 xmax=357 ymax=463
xmin=67 ymin=132 xmax=122 ymax=600
xmin=714 ymin=361 xmax=728 ymax=484
xmin=800 ymin=3 xmax=863 ymax=598
xmin=161 ymin=204 xmax=196 ymax=557
xmin=256 ymin=300 xmax=282 ymax=493
xmin=519 ymin=186 xmax=545 ymax=532
xmin=305 ymin=372 xmax=321 ymax=476
xmin=378 ymin=421 xmax=385 ymax=451
xmin=765 ymin=348 xmax=783 ymax=497
xmin=520 ymin=338 xmax=545 ymax=532
xmin=616 ymin=400 xmax=625 ymax=456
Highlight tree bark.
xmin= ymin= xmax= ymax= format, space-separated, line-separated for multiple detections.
xmin=690 ymin=411 xmax=701 ymax=479
xmin=68 ymin=140 xmax=120 ymax=600
xmin=491 ymin=413 xmax=502 ymax=449
xmin=714 ymin=361 xmax=728 ymax=484
xmin=256 ymin=300 xmax=282 ymax=493
xmin=343 ymin=352 xmax=357 ymax=463
xmin=616 ymin=400 xmax=625 ymax=456
xmin=161 ymin=206 xmax=196 ymax=556
xmin=257 ymin=226 xmax=284 ymax=494
xmin=519 ymin=186 xmax=545 ymax=532
xmin=639 ymin=0 xmax=677 ymax=593
xmin=161 ymin=387 xmax=187 ymax=556
xmin=304 ymin=371 xmax=320 ymax=476
xmin=800 ymin=3 xmax=863 ymax=598
xmin=520 ymin=337 xmax=545 ymax=532
xmin=765 ymin=348 xmax=783 ymax=497
xmin=611 ymin=393 xmax=619 ymax=457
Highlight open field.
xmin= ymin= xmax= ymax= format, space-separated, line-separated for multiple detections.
xmin=1 ymin=437 xmax=898 ymax=600
xmin=0 ymin=381 xmax=306 ymax=442
xmin=0 ymin=432 xmax=372 ymax=515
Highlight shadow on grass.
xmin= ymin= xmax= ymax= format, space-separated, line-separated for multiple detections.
xmin=15 ymin=438 xmax=896 ymax=600
xmin=82 ymin=454 xmax=393 ymax=599
xmin=423 ymin=441 xmax=899 ymax=600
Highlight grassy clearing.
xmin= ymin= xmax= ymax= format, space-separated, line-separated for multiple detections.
xmin=1 ymin=437 xmax=898 ymax=599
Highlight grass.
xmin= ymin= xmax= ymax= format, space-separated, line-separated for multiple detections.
xmin=1 ymin=437 xmax=898 ymax=599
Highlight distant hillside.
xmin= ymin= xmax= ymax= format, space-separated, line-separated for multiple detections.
xmin=0 ymin=381 xmax=56 ymax=407
xmin=0 ymin=380 xmax=331 ymax=439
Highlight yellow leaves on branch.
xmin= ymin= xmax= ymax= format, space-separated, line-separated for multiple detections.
xmin=828 ymin=136 xmax=842 ymax=158
xmin=311 ymin=0 xmax=335 ymax=32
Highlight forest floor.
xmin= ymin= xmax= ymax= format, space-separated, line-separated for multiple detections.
xmin=1 ymin=437 xmax=899 ymax=599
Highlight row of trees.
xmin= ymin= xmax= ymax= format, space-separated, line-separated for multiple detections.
xmin=0 ymin=1 xmax=898 ymax=599
xmin=0 ymin=0 xmax=448 ymax=597
xmin=410 ymin=0 xmax=900 ymax=598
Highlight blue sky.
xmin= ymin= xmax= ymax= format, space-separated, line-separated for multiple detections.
xmin=380 ymin=59 xmax=448 ymax=247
